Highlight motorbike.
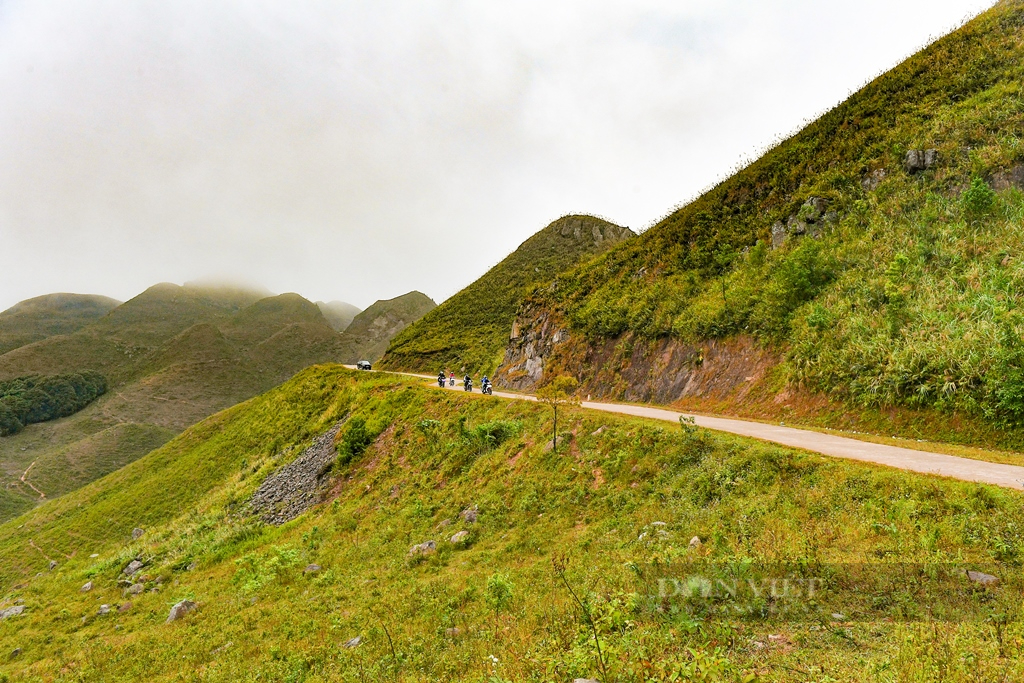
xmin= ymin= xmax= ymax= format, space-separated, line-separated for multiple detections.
xmin=438 ymin=375 xmax=446 ymax=388
xmin=449 ymin=377 xmax=455 ymax=387
xmin=464 ymin=378 xmax=473 ymax=392
xmin=481 ymin=381 xmax=493 ymax=395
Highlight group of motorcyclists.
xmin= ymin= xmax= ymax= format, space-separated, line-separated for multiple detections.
xmin=438 ymin=369 xmax=492 ymax=395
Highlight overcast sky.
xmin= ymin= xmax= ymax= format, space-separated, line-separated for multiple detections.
xmin=0 ymin=0 xmax=994 ymax=311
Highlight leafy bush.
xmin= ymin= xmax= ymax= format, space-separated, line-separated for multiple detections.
xmin=963 ymin=176 xmax=997 ymax=220
xmin=462 ymin=419 xmax=522 ymax=452
xmin=0 ymin=371 xmax=107 ymax=436
xmin=337 ymin=417 xmax=375 ymax=466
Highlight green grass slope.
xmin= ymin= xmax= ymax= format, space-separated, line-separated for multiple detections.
xmin=337 ymin=291 xmax=437 ymax=364
xmin=381 ymin=215 xmax=634 ymax=375
xmin=0 ymin=285 xmax=355 ymax=523
xmin=0 ymin=294 xmax=121 ymax=356
xmin=503 ymin=1 xmax=1024 ymax=437
xmin=1 ymin=367 xmax=1023 ymax=681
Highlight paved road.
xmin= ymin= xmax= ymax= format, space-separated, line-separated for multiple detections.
xmin=348 ymin=367 xmax=1024 ymax=490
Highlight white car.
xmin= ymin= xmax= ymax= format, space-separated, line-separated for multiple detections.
xmin=356 ymin=360 xmax=371 ymax=371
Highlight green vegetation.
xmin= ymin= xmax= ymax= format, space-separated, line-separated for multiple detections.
xmin=316 ymin=300 xmax=361 ymax=333
xmin=0 ymin=284 xmax=357 ymax=522
xmin=0 ymin=371 xmax=107 ymax=436
xmin=0 ymin=293 xmax=121 ymax=356
xmin=522 ymin=1 xmax=1024 ymax=432
xmin=337 ymin=291 xmax=436 ymax=363
xmin=1 ymin=367 xmax=1023 ymax=681
xmin=381 ymin=215 xmax=634 ymax=375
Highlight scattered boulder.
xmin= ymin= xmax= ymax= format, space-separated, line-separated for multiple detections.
xmin=574 ymin=679 xmax=600 ymax=683
xmin=98 ymin=604 xmax=111 ymax=615
xmin=125 ymin=583 xmax=145 ymax=596
xmin=303 ymin=564 xmax=322 ymax=574
xmin=436 ymin=518 xmax=452 ymax=529
xmin=590 ymin=426 xmax=606 ymax=436
xmin=343 ymin=636 xmax=362 ymax=649
xmin=409 ymin=541 xmax=436 ymax=557
xmin=249 ymin=423 xmax=344 ymax=525
xmin=445 ymin=627 xmax=462 ymax=637
xmin=966 ymin=569 xmax=999 ymax=586
xmin=904 ymin=149 xmax=939 ymax=174
xmin=118 ymin=602 xmax=132 ymax=614
xmin=0 ymin=606 xmax=25 ymax=620
xmin=689 ymin=536 xmax=702 ymax=550
xmin=450 ymin=531 xmax=470 ymax=545
xmin=80 ymin=581 xmax=93 ymax=593
xmin=991 ymin=164 xmax=1024 ymax=191
xmin=9 ymin=648 xmax=21 ymax=660
xmin=862 ymin=168 xmax=887 ymax=190
xmin=48 ymin=560 xmax=57 ymax=571
xmin=132 ymin=528 xmax=145 ymax=540
xmin=166 ymin=600 xmax=197 ymax=624
xmin=460 ymin=507 xmax=478 ymax=524
xmin=122 ymin=560 xmax=144 ymax=577
xmin=772 ymin=197 xmax=834 ymax=248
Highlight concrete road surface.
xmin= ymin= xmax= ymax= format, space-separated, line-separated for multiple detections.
xmin=349 ymin=366 xmax=1024 ymax=490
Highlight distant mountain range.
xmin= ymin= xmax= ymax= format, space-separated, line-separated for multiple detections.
xmin=0 ymin=283 xmax=428 ymax=521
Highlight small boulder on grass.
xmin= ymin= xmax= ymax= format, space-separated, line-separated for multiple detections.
xmin=450 ymin=531 xmax=470 ymax=545
xmin=966 ymin=570 xmax=999 ymax=586
xmin=122 ymin=560 xmax=144 ymax=577
xmin=409 ymin=541 xmax=436 ymax=557
xmin=166 ymin=600 xmax=197 ymax=624
xmin=80 ymin=582 xmax=93 ymax=593
xmin=304 ymin=564 xmax=322 ymax=574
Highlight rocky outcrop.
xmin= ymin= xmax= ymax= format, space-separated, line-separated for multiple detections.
xmin=990 ymin=164 xmax=1024 ymax=191
xmin=249 ymin=423 xmax=343 ymax=525
xmin=497 ymin=303 xmax=779 ymax=404
xmin=771 ymin=197 xmax=836 ymax=249
xmin=904 ymin=149 xmax=939 ymax=174
xmin=166 ymin=600 xmax=197 ymax=623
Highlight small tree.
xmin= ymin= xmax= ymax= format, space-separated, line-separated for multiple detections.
xmin=536 ymin=375 xmax=580 ymax=454
xmin=485 ymin=572 xmax=514 ymax=630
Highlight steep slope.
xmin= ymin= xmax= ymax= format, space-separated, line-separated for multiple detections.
xmin=0 ymin=285 xmax=351 ymax=522
xmin=498 ymin=1 xmax=1024 ymax=445
xmin=337 ymin=291 xmax=436 ymax=363
xmin=0 ymin=367 xmax=1021 ymax=681
xmin=381 ymin=215 xmax=634 ymax=375
xmin=316 ymin=300 xmax=361 ymax=332
xmin=0 ymin=293 xmax=121 ymax=356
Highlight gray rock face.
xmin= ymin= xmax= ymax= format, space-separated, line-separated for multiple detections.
xmin=123 ymin=560 xmax=144 ymax=577
xmin=166 ymin=600 xmax=197 ymax=624
xmin=409 ymin=541 xmax=436 ymax=556
xmin=98 ymin=604 xmax=111 ymax=615
xmin=460 ymin=507 xmax=478 ymax=524
xmin=991 ymin=164 xmax=1024 ymax=191
xmin=0 ymin=606 xmax=24 ymax=620
xmin=905 ymin=148 xmax=939 ymax=173
xmin=132 ymin=527 xmax=145 ymax=540
xmin=966 ymin=569 xmax=999 ymax=586
xmin=771 ymin=221 xmax=787 ymax=248
xmin=249 ymin=423 xmax=343 ymax=525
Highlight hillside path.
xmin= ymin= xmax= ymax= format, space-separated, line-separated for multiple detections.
xmin=350 ymin=367 xmax=1024 ymax=491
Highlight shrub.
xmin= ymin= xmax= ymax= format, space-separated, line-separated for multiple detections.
xmin=337 ymin=417 xmax=375 ymax=466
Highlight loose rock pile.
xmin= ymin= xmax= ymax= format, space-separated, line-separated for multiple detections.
xmin=249 ymin=424 xmax=343 ymax=525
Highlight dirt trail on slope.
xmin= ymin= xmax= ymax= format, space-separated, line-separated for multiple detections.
xmin=20 ymin=461 xmax=45 ymax=499
xmin=366 ymin=367 xmax=1024 ymax=491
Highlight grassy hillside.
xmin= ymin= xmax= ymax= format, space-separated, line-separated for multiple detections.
xmin=500 ymin=1 xmax=1024 ymax=441
xmin=316 ymin=301 xmax=361 ymax=332
xmin=338 ymin=291 xmax=436 ymax=363
xmin=0 ymin=366 xmax=1022 ymax=681
xmin=0 ymin=294 xmax=120 ymax=356
xmin=0 ymin=285 xmax=355 ymax=522
xmin=382 ymin=215 xmax=634 ymax=375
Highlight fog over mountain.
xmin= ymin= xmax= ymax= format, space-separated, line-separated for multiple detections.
xmin=0 ymin=0 xmax=991 ymax=312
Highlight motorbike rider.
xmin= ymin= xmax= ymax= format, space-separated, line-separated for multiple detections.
xmin=481 ymin=375 xmax=492 ymax=393
xmin=438 ymin=370 xmax=446 ymax=388
xmin=449 ymin=371 xmax=455 ymax=387
xmin=464 ymin=374 xmax=473 ymax=391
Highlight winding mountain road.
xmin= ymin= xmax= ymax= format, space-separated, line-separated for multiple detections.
xmin=349 ymin=366 xmax=1024 ymax=491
